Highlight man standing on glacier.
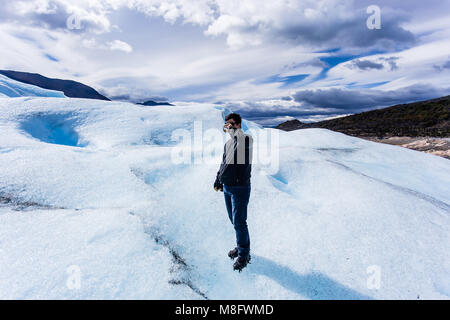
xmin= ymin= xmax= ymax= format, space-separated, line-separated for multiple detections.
xmin=214 ymin=113 xmax=253 ymax=272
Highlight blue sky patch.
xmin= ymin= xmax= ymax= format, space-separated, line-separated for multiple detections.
xmin=313 ymin=50 xmax=388 ymax=82
xmin=44 ymin=54 xmax=59 ymax=62
xmin=346 ymin=81 xmax=390 ymax=89
xmin=258 ymin=73 xmax=309 ymax=88
xmin=314 ymin=48 xmax=341 ymax=54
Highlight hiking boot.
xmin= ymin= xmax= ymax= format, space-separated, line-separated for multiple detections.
xmin=233 ymin=255 xmax=251 ymax=272
xmin=228 ymin=247 xmax=238 ymax=259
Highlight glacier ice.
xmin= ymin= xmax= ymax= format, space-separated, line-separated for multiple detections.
xmin=0 ymin=93 xmax=449 ymax=300
xmin=0 ymin=74 xmax=66 ymax=98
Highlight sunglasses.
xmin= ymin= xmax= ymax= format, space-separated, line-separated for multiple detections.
xmin=226 ymin=121 xmax=236 ymax=125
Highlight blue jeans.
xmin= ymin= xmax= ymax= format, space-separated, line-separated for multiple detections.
xmin=223 ymin=184 xmax=251 ymax=258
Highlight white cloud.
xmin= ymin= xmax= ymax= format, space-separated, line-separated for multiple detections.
xmin=82 ymin=38 xmax=133 ymax=53
xmin=6 ymin=0 xmax=113 ymax=33
xmin=5 ymin=0 xmax=419 ymax=50
xmin=107 ymin=39 xmax=133 ymax=53
xmin=128 ymin=0 xmax=216 ymax=25
xmin=323 ymin=39 xmax=450 ymax=91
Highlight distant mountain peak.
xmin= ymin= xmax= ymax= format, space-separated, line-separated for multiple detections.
xmin=275 ymin=119 xmax=303 ymax=131
xmin=136 ymin=100 xmax=174 ymax=106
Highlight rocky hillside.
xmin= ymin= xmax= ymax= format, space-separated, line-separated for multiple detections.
xmin=276 ymin=96 xmax=450 ymax=138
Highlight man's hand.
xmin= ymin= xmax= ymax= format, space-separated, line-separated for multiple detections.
xmin=214 ymin=177 xmax=223 ymax=192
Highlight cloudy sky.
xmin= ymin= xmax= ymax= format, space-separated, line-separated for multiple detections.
xmin=1 ymin=0 xmax=450 ymax=126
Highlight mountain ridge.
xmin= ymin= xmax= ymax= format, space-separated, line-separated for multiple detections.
xmin=276 ymin=96 xmax=450 ymax=138
xmin=0 ymin=70 xmax=110 ymax=101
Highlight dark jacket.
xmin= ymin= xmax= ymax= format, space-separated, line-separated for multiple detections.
xmin=216 ymin=128 xmax=253 ymax=186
